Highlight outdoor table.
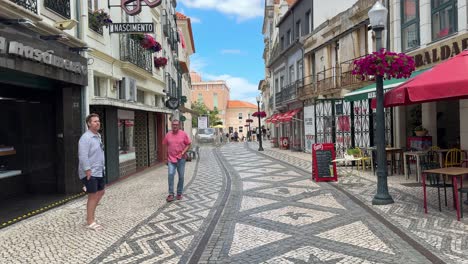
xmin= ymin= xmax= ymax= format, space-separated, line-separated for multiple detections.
xmin=422 ymin=167 xmax=468 ymax=221
xmin=368 ymin=147 xmax=404 ymax=175
xmin=403 ymin=150 xmax=427 ymax=182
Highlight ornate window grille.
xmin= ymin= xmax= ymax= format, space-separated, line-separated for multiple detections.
xmin=9 ymin=0 xmax=37 ymax=13
xmin=45 ymin=0 xmax=70 ymax=18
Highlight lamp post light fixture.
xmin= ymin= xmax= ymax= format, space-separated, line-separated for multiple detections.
xmin=256 ymin=95 xmax=264 ymax=151
xmin=369 ymin=1 xmax=394 ymax=205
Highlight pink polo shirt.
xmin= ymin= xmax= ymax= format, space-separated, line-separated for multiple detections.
xmin=162 ymin=130 xmax=191 ymax=163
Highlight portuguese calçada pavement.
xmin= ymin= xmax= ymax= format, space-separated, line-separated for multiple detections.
xmin=0 ymin=142 xmax=467 ymax=264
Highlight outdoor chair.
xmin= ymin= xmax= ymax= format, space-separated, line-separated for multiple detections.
xmin=420 ymin=154 xmax=446 ymax=211
xmin=445 ymin=148 xmax=463 ymax=167
xmin=355 ymin=147 xmax=371 ymax=171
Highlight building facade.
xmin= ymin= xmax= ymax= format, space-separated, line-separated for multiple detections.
xmin=225 ymin=101 xmax=259 ymax=139
xmin=190 ymin=71 xmax=230 ymax=126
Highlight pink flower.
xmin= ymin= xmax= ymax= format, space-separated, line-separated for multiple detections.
xmin=352 ymin=49 xmax=415 ymax=80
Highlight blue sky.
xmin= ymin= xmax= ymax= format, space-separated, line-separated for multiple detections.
xmin=177 ymin=0 xmax=265 ymax=104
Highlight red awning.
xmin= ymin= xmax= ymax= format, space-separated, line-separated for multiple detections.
xmin=372 ymin=50 xmax=468 ymax=108
xmin=279 ymin=108 xmax=301 ymax=123
xmin=269 ymin=113 xmax=282 ymax=123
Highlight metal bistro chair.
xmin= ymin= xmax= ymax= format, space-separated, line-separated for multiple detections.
xmin=420 ymin=152 xmax=446 ymax=211
xmin=445 ymin=148 xmax=463 ymax=168
xmin=355 ymin=147 xmax=371 ymax=171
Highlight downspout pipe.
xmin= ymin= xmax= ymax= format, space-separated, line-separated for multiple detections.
xmin=76 ymin=0 xmax=90 ymax=132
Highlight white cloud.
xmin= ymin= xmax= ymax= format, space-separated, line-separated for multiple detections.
xmin=189 ymin=54 xmax=208 ymax=74
xmin=189 ymin=16 xmax=202 ymax=23
xmin=178 ymin=0 xmax=263 ymax=21
xmin=205 ymin=74 xmax=259 ymax=101
xmin=221 ymin=49 xmax=242 ymax=54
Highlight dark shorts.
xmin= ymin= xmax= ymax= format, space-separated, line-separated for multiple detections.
xmin=81 ymin=176 xmax=105 ymax=193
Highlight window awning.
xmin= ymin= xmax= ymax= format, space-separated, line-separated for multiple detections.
xmin=279 ymin=108 xmax=301 ymax=123
xmin=344 ymin=68 xmax=430 ymax=102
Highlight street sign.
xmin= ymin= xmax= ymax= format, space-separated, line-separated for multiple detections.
xmin=198 ymin=116 xmax=208 ymax=129
xmin=109 ymin=23 xmax=154 ymax=33
xmin=165 ymin=97 xmax=179 ymax=110
xmin=312 ymin=143 xmax=337 ymax=182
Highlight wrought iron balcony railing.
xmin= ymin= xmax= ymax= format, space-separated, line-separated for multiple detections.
xmin=316 ymin=67 xmax=339 ymax=92
xmin=9 ymin=0 xmax=37 ymax=13
xmin=297 ymin=75 xmax=315 ymax=98
xmin=340 ymin=55 xmax=368 ymax=88
xmin=45 ymin=0 xmax=70 ymax=18
xmin=88 ymin=11 xmax=103 ymax=35
xmin=120 ymin=35 xmax=153 ymax=73
xmin=275 ymin=91 xmax=282 ymax=106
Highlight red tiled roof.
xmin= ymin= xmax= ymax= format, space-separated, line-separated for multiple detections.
xmin=176 ymin=12 xmax=187 ymax=19
xmin=227 ymin=100 xmax=257 ymax=109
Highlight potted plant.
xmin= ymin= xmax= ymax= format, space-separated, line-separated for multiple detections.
xmin=154 ymin=57 xmax=168 ymax=68
xmin=252 ymin=111 xmax=267 ymax=118
xmin=89 ymin=9 xmax=112 ymax=29
xmin=414 ymin=125 xmax=428 ymax=136
xmin=346 ymin=148 xmax=361 ymax=157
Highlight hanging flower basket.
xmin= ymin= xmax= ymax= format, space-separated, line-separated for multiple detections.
xmin=89 ymin=9 xmax=113 ymax=28
xmin=246 ymin=119 xmax=254 ymax=123
xmin=352 ymin=49 xmax=415 ymax=80
xmin=130 ymin=34 xmax=162 ymax=53
xmin=154 ymin=57 xmax=168 ymax=68
xmin=252 ymin=111 xmax=266 ymax=118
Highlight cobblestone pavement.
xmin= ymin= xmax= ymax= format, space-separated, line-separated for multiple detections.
xmin=0 ymin=142 xmax=465 ymax=264
xmin=254 ymin=142 xmax=468 ymax=264
xmin=198 ymin=143 xmax=430 ymax=264
xmin=0 ymin=156 xmax=198 ymax=264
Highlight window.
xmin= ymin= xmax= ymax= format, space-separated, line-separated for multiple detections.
xmin=239 ymin=126 xmax=243 ymax=133
xmin=88 ymin=0 xmax=98 ymax=11
xmin=118 ymin=110 xmax=135 ymax=162
xmin=280 ymin=75 xmax=285 ymax=90
xmin=297 ymin=59 xmax=303 ymax=81
xmin=401 ymin=0 xmax=420 ymax=51
xmin=213 ymin=93 xmax=218 ymax=108
xmin=238 ymin=113 xmax=243 ymax=119
xmin=274 ymin=78 xmax=279 ymax=93
xmin=289 ymin=65 xmax=295 ymax=83
xmin=431 ymin=0 xmax=457 ymax=40
xmin=197 ymin=93 xmax=203 ymax=103
xmin=280 ymin=36 xmax=285 ymax=49
xmin=93 ymin=76 xmax=101 ymax=96
xmin=305 ymin=10 xmax=311 ymax=34
xmin=137 ymin=90 xmax=144 ymax=103
xmin=287 ymin=30 xmax=291 ymax=45
xmin=296 ymin=20 xmax=301 ymax=39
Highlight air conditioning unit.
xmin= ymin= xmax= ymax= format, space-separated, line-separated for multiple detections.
xmin=122 ymin=77 xmax=137 ymax=102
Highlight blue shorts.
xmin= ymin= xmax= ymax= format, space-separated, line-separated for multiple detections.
xmin=81 ymin=176 xmax=105 ymax=193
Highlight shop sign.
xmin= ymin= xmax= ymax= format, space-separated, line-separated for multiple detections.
xmin=121 ymin=0 xmax=162 ymax=16
xmin=109 ymin=23 xmax=154 ymax=33
xmin=0 ymin=36 xmax=87 ymax=75
xmin=411 ymin=34 xmax=468 ymax=69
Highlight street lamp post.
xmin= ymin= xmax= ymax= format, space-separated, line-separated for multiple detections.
xmin=256 ymin=95 xmax=264 ymax=151
xmin=369 ymin=1 xmax=394 ymax=205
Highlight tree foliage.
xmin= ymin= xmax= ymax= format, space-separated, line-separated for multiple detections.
xmin=191 ymin=101 xmax=222 ymax=128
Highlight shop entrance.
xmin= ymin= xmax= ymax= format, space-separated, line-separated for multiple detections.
xmin=0 ymin=84 xmax=63 ymax=223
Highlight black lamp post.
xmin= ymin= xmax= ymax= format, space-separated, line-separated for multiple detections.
xmin=256 ymin=95 xmax=264 ymax=151
xmin=369 ymin=1 xmax=394 ymax=205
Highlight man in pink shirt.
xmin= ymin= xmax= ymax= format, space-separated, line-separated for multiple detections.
xmin=162 ymin=119 xmax=192 ymax=202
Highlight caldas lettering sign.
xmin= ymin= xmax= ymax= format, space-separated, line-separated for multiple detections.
xmin=0 ymin=36 xmax=87 ymax=75
xmin=121 ymin=0 xmax=162 ymax=16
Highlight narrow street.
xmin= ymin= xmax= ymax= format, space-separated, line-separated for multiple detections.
xmin=2 ymin=143 xmax=457 ymax=264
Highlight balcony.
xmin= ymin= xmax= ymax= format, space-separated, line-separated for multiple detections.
xmin=297 ymin=75 xmax=316 ymax=99
xmin=275 ymin=91 xmax=282 ymax=106
xmin=316 ymin=67 xmax=339 ymax=93
xmin=45 ymin=0 xmax=70 ymax=18
xmin=88 ymin=11 xmax=103 ymax=35
xmin=9 ymin=0 xmax=37 ymax=13
xmin=340 ymin=55 xmax=371 ymax=89
xmin=120 ymin=35 xmax=153 ymax=73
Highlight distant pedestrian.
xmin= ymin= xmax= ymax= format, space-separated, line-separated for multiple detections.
xmin=234 ymin=131 xmax=239 ymax=142
xmin=266 ymin=129 xmax=271 ymax=140
xmin=262 ymin=127 xmax=267 ymax=140
xmin=79 ymin=113 xmax=105 ymax=231
xmin=163 ymin=120 xmax=191 ymax=202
